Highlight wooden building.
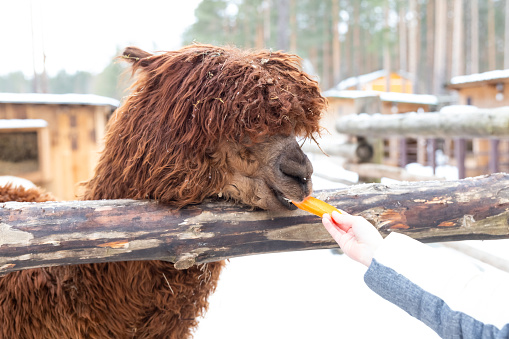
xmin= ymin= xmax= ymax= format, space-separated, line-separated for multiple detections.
xmin=333 ymin=70 xmax=413 ymax=94
xmin=0 ymin=93 xmax=118 ymax=200
xmin=448 ymin=69 xmax=509 ymax=176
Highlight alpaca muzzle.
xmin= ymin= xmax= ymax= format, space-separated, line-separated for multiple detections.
xmin=275 ymin=141 xmax=313 ymax=205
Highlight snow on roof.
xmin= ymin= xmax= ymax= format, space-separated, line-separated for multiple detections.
xmin=331 ymin=69 xmax=414 ymax=91
xmin=379 ymin=92 xmax=438 ymax=105
xmin=0 ymin=93 xmax=119 ymax=107
xmin=334 ymin=70 xmax=387 ymax=90
xmin=450 ymin=69 xmax=509 ymax=86
xmin=323 ymin=89 xmax=438 ymax=105
xmin=321 ymin=89 xmax=380 ymax=99
xmin=0 ymin=119 xmax=48 ymax=129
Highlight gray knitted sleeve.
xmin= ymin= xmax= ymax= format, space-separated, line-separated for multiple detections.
xmin=364 ymin=259 xmax=509 ymax=339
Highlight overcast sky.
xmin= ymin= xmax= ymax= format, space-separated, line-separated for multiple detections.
xmin=0 ymin=0 xmax=201 ymax=76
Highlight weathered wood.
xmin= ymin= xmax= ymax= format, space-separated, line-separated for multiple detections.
xmin=302 ymin=141 xmax=373 ymax=163
xmin=343 ymin=162 xmax=445 ymax=182
xmin=1 ymin=173 xmax=509 ymax=275
xmin=335 ymin=108 xmax=509 ymax=139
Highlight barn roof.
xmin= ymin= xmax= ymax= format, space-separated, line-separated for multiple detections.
xmin=449 ymin=69 xmax=509 ymax=89
xmin=322 ymin=89 xmax=438 ymax=105
xmin=0 ymin=119 xmax=48 ymax=129
xmin=0 ymin=93 xmax=119 ymax=107
xmin=379 ymin=92 xmax=438 ymax=105
xmin=330 ymin=70 xmax=414 ymax=91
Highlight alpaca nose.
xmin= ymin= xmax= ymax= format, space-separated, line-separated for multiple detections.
xmin=278 ymin=145 xmax=313 ymax=192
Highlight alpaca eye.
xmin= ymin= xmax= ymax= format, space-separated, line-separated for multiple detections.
xmin=239 ymin=148 xmax=256 ymax=164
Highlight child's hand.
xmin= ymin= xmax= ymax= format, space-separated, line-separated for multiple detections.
xmin=322 ymin=211 xmax=383 ymax=267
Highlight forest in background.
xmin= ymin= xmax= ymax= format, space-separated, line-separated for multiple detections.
xmin=183 ymin=0 xmax=509 ymax=95
xmin=1 ymin=0 xmax=508 ymax=98
xmin=0 ymin=58 xmax=126 ymax=99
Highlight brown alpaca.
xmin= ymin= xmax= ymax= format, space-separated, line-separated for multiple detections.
xmin=0 ymin=44 xmax=326 ymax=338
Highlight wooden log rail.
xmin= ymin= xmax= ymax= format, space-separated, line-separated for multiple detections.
xmin=1 ymin=173 xmax=509 ymax=275
xmin=335 ymin=108 xmax=509 ymax=139
xmin=301 ymin=141 xmax=373 ymax=163
xmin=343 ymin=163 xmax=445 ymax=182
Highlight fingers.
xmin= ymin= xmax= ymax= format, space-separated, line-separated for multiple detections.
xmin=322 ymin=214 xmax=344 ymax=245
xmin=329 ymin=211 xmax=382 ymax=240
xmin=329 ymin=211 xmax=360 ymax=233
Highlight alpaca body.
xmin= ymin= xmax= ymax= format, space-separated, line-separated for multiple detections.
xmin=0 ymin=44 xmax=326 ymax=338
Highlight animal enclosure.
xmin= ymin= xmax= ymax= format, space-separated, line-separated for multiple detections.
xmin=448 ymin=69 xmax=509 ymax=176
xmin=335 ymin=107 xmax=509 ymax=180
xmin=0 ymin=93 xmax=118 ymax=199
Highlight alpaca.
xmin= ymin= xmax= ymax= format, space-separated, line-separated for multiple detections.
xmin=0 ymin=44 xmax=326 ymax=338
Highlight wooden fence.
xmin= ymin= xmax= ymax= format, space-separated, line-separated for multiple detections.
xmin=335 ymin=108 xmax=509 ymax=178
xmin=1 ymin=174 xmax=508 ymax=275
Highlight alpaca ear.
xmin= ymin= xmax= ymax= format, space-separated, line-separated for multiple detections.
xmin=121 ymin=47 xmax=154 ymax=67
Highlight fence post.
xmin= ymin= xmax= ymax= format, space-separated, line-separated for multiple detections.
xmin=455 ymin=138 xmax=466 ymax=179
xmin=399 ymin=138 xmax=407 ymax=167
xmin=489 ymin=139 xmax=500 ymax=173
xmin=428 ymin=138 xmax=437 ymax=175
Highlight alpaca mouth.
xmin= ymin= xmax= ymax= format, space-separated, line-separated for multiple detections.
xmin=271 ymin=187 xmax=298 ymax=210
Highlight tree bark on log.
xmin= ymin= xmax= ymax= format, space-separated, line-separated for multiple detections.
xmin=1 ymin=173 xmax=509 ymax=275
xmin=335 ymin=109 xmax=509 ymax=139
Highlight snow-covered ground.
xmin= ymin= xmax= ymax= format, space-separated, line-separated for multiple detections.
xmin=194 ymin=152 xmax=509 ymax=338
xmin=194 ymin=249 xmax=440 ymax=339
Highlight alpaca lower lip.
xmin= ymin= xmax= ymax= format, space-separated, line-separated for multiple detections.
xmin=271 ymin=188 xmax=298 ymax=210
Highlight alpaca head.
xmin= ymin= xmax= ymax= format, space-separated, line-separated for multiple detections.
xmin=84 ymin=44 xmax=326 ymax=211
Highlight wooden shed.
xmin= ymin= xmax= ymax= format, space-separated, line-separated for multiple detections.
xmin=448 ymin=69 xmax=509 ymax=176
xmin=0 ymin=93 xmax=118 ymax=200
xmin=333 ymin=70 xmax=413 ymax=93
xmin=321 ymin=89 xmax=438 ymax=166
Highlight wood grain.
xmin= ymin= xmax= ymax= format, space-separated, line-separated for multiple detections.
xmin=0 ymin=173 xmax=508 ymax=275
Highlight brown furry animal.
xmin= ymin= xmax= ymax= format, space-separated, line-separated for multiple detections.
xmin=0 ymin=183 xmax=54 ymax=203
xmin=0 ymin=44 xmax=326 ymax=338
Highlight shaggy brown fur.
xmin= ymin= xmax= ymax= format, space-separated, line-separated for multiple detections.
xmin=84 ymin=44 xmax=325 ymax=207
xmin=0 ymin=44 xmax=326 ymax=338
xmin=0 ymin=183 xmax=54 ymax=202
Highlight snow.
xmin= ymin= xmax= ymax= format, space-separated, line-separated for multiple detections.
xmin=0 ymin=93 xmax=119 ymax=107
xmin=0 ymin=119 xmax=48 ymax=129
xmin=439 ymin=105 xmax=478 ymax=113
xmin=0 ymin=176 xmax=36 ymax=189
xmin=321 ymin=89 xmax=380 ymax=99
xmin=458 ymin=240 xmax=509 ymax=261
xmin=194 ymin=249 xmax=439 ymax=339
xmin=307 ymin=152 xmax=359 ymax=186
xmin=333 ymin=70 xmax=388 ymax=90
xmin=450 ymin=69 xmax=509 ymax=85
xmin=379 ymin=91 xmax=438 ymax=105
xmin=193 ymin=150 xmax=509 ymax=338
xmin=404 ymin=162 xmax=459 ymax=181
xmin=323 ymin=89 xmax=438 ymax=105
xmin=193 ymin=154 xmax=443 ymax=339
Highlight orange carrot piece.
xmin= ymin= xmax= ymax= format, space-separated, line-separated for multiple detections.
xmin=292 ymin=196 xmax=341 ymax=217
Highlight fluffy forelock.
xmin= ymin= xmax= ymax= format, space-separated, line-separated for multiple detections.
xmin=123 ymin=44 xmax=326 ymax=146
